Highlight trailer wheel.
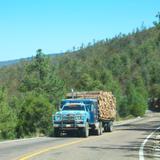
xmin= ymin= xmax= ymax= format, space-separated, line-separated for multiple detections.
xmin=104 ymin=121 xmax=113 ymax=132
xmin=54 ymin=128 xmax=61 ymax=137
xmin=107 ymin=123 xmax=113 ymax=132
xmin=104 ymin=125 xmax=107 ymax=132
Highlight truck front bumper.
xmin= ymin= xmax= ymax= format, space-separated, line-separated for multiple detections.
xmin=54 ymin=121 xmax=85 ymax=130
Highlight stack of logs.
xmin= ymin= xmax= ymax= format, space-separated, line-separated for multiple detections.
xmin=66 ymin=91 xmax=116 ymax=120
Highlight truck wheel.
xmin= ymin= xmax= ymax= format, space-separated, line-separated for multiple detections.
xmin=95 ymin=122 xmax=102 ymax=135
xmin=81 ymin=122 xmax=89 ymax=138
xmin=96 ymin=127 xmax=100 ymax=135
xmin=99 ymin=122 xmax=103 ymax=135
xmin=54 ymin=128 xmax=61 ymax=137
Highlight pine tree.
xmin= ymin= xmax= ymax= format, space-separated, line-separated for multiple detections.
xmin=0 ymin=86 xmax=17 ymax=139
xmin=17 ymin=50 xmax=66 ymax=137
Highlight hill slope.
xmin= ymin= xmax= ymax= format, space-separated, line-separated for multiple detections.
xmin=53 ymin=26 xmax=160 ymax=116
xmin=0 ymin=25 xmax=160 ymax=118
xmin=0 ymin=53 xmax=62 ymax=67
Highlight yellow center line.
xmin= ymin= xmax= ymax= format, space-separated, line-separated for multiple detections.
xmin=18 ymin=133 xmax=113 ymax=160
xmin=18 ymin=137 xmax=91 ymax=160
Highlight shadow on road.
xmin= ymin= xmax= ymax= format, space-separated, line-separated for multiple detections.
xmin=115 ymin=120 xmax=160 ymax=134
xmin=80 ymin=119 xmax=160 ymax=159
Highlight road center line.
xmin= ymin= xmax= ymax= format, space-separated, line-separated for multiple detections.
xmin=18 ymin=138 xmax=87 ymax=160
xmin=139 ymin=126 xmax=160 ymax=160
xmin=18 ymin=133 xmax=111 ymax=160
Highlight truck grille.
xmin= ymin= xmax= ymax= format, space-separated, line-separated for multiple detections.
xmin=62 ymin=115 xmax=75 ymax=121
xmin=62 ymin=120 xmax=75 ymax=124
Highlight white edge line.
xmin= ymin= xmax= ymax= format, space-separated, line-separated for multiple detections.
xmin=0 ymin=137 xmax=47 ymax=144
xmin=139 ymin=126 xmax=160 ymax=160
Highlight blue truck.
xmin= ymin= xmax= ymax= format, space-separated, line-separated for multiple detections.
xmin=53 ymin=91 xmax=116 ymax=137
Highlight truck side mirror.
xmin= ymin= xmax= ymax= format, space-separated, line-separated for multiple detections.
xmin=91 ymin=104 xmax=94 ymax=112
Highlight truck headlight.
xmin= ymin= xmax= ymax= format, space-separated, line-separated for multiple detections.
xmin=76 ymin=114 xmax=84 ymax=121
xmin=55 ymin=115 xmax=62 ymax=121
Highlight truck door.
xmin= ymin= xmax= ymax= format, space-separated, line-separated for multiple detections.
xmin=89 ymin=103 xmax=98 ymax=123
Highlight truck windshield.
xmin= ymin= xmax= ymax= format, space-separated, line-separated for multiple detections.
xmin=62 ymin=105 xmax=85 ymax=111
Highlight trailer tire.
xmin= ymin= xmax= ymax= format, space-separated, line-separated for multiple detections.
xmin=104 ymin=125 xmax=107 ymax=132
xmin=104 ymin=121 xmax=113 ymax=132
xmin=108 ymin=121 xmax=113 ymax=132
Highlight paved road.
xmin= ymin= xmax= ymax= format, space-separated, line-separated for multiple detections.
xmin=0 ymin=112 xmax=160 ymax=160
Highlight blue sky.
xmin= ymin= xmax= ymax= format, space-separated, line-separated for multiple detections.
xmin=0 ymin=0 xmax=160 ymax=61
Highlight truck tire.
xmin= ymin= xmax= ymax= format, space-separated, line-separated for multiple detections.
xmin=95 ymin=122 xmax=102 ymax=135
xmin=99 ymin=122 xmax=103 ymax=135
xmin=80 ymin=122 xmax=89 ymax=138
xmin=54 ymin=128 xmax=61 ymax=137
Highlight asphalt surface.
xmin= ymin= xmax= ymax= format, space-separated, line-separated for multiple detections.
xmin=0 ymin=112 xmax=160 ymax=160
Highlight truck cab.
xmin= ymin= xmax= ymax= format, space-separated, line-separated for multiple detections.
xmin=53 ymin=99 xmax=103 ymax=137
xmin=53 ymin=102 xmax=90 ymax=137
xmin=61 ymin=99 xmax=99 ymax=125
